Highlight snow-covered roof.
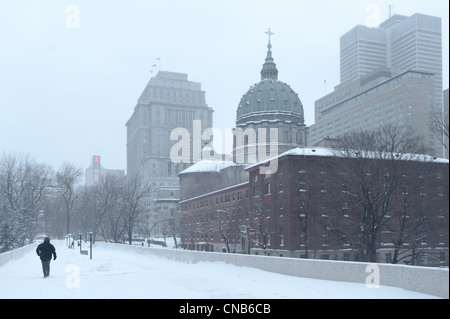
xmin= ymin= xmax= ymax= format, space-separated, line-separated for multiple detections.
xmin=245 ymin=147 xmax=449 ymax=171
xmin=178 ymin=160 xmax=241 ymax=175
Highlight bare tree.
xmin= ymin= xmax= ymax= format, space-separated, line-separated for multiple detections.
xmin=334 ymin=124 xmax=429 ymax=262
xmin=150 ymin=216 xmax=179 ymax=248
xmin=428 ymin=105 xmax=449 ymax=154
xmin=73 ymin=185 xmax=99 ymax=238
xmin=56 ymin=162 xmax=82 ymax=235
xmin=248 ymin=198 xmax=271 ymax=255
xmin=122 ymin=174 xmax=149 ymax=245
xmin=211 ymin=209 xmax=232 ymax=253
xmin=92 ymin=175 xmax=126 ymax=242
xmin=0 ymin=152 xmax=54 ymax=251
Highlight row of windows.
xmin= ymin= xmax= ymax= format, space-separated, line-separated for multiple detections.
xmin=321 ymin=72 xmax=433 ymax=118
xmin=149 ymin=87 xmax=203 ymax=100
xmin=165 ymin=109 xmax=195 ymax=125
xmin=183 ymin=227 xmax=287 ymax=247
xmin=182 ymin=190 xmax=248 ymax=211
xmin=185 ymin=221 xmax=447 ymax=249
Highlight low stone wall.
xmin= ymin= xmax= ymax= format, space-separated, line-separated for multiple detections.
xmin=0 ymin=243 xmax=37 ymax=267
xmin=102 ymin=243 xmax=449 ymax=298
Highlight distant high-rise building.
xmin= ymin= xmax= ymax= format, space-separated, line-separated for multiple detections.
xmin=309 ymin=13 xmax=444 ymax=158
xmin=309 ymin=69 xmax=443 ymax=157
xmin=340 ymin=13 xmax=443 ymax=109
xmin=126 ymin=71 xmax=213 ymax=187
xmin=85 ymin=155 xmax=125 ymax=187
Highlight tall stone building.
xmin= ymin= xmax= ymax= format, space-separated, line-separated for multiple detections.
xmin=126 ymin=71 xmax=213 ymax=186
xmin=126 ymin=71 xmax=213 ymax=238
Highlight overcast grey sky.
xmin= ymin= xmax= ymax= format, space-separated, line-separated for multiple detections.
xmin=1 ymin=0 xmax=448 ymax=174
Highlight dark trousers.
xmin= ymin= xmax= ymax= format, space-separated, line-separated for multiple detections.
xmin=41 ymin=260 xmax=51 ymax=277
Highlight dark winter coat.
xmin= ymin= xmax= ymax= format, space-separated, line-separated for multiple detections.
xmin=36 ymin=241 xmax=57 ymax=262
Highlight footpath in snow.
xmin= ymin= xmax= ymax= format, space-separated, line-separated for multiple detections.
xmin=0 ymin=240 xmax=441 ymax=299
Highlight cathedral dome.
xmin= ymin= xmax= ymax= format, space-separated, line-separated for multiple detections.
xmin=236 ymin=79 xmax=304 ymax=126
xmin=236 ymin=31 xmax=305 ymax=127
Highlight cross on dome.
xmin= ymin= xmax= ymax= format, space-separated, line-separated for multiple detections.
xmin=265 ymin=28 xmax=274 ymax=44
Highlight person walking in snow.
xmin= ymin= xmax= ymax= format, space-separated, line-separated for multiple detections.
xmin=36 ymin=237 xmax=57 ymax=278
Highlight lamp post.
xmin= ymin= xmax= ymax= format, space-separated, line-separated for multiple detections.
xmin=88 ymin=231 xmax=94 ymax=260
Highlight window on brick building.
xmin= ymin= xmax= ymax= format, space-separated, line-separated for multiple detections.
xmin=253 ymin=186 xmax=260 ymax=197
xmin=299 ymin=201 xmax=306 ymax=217
xmin=322 ymin=226 xmax=329 ymax=247
xmin=320 ymin=181 xmax=327 ymax=193
xmin=264 ymin=183 xmax=271 ymax=195
xmin=280 ymin=228 xmax=284 ymax=247
xmin=342 ymin=202 xmax=349 ymax=217
xmin=299 ymin=181 xmax=306 ymax=192
xmin=321 ymin=205 xmax=328 ymax=218
xmin=299 ymin=163 xmax=305 ymax=173
xmin=342 ymin=227 xmax=350 ymax=246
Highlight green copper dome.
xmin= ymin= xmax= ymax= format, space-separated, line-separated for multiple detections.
xmin=236 ymin=33 xmax=304 ymax=127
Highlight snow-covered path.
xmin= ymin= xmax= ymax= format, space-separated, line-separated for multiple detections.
xmin=0 ymin=240 xmax=440 ymax=299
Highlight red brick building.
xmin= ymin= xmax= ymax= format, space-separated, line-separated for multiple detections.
xmin=179 ymin=148 xmax=449 ymax=266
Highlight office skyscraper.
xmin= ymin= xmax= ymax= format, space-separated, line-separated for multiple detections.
xmin=340 ymin=13 xmax=443 ymax=108
xmin=126 ymin=71 xmax=213 ymax=186
xmin=309 ymin=13 xmax=444 ymax=158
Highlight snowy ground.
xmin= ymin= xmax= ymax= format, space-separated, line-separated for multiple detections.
xmin=0 ymin=240 xmax=440 ymax=299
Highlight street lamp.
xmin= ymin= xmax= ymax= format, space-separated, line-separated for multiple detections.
xmin=88 ymin=231 xmax=94 ymax=260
